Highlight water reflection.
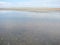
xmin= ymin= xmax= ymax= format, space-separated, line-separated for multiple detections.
xmin=0 ymin=11 xmax=60 ymax=45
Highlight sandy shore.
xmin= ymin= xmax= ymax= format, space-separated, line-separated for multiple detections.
xmin=0 ymin=8 xmax=60 ymax=12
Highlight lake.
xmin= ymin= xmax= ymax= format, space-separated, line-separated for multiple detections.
xmin=0 ymin=10 xmax=60 ymax=45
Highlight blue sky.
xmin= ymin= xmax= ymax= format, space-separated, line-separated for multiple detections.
xmin=0 ymin=0 xmax=60 ymax=8
xmin=0 ymin=0 xmax=30 ymax=2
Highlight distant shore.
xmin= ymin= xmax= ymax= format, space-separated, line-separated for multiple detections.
xmin=0 ymin=8 xmax=60 ymax=12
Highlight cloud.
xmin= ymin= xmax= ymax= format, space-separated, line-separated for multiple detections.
xmin=0 ymin=0 xmax=60 ymax=8
xmin=0 ymin=2 xmax=12 ymax=8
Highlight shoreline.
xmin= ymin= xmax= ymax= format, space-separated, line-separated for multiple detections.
xmin=0 ymin=8 xmax=60 ymax=12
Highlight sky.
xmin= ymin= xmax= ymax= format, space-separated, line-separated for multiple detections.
xmin=0 ymin=0 xmax=60 ymax=8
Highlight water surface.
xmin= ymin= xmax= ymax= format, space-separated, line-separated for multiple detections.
xmin=0 ymin=11 xmax=60 ymax=45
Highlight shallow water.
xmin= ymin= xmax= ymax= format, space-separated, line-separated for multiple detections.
xmin=0 ymin=11 xmax=60 ymax=45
